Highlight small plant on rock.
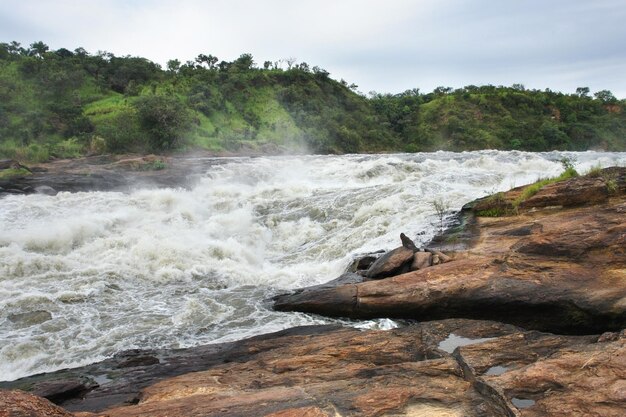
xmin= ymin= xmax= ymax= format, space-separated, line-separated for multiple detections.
xmin=431 ymin=197 xmax=450 ymax=233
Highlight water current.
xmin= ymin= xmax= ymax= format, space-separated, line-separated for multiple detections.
xmin=1 ymin=151 xmax=625 ymax=381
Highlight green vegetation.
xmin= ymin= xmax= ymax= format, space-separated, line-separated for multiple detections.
xmin=0 ymin=167 xmax=31 ymax=180
xmin=474 ymin=158 xmax=584 ymax=217
xmin=1 ymin=41 xmax=626 ymax=162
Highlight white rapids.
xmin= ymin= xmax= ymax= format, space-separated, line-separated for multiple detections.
xmin=1 ymin=150 xmax=624 ymax=381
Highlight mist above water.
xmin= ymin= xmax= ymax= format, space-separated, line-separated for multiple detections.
xmin=1 ymin=150 xmax=624 ymax=381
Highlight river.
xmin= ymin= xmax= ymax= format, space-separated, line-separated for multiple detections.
xmin=1 ymin=150 xmax=625 ymax=381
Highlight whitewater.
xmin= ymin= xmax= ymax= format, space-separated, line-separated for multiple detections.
xmin=1 ymin=150 xmax=625 ymax=381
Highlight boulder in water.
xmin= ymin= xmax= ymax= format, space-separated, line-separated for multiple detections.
xmin=365 ymin=246 xmax=414 ymax=279
xmin=34 ymin=185 xmax=57 ymax=196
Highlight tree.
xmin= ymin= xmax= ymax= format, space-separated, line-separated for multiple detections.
xmin=28 ymin=41 xmax=49 ymax=58
xmin=8 ymin=41 xmax=25 ymax=55
xmin=55 ymin=48 xmax=74 ymax=58
xmin=195 ymin=54 xmax=218 ymax=69
xmin=166 ymin=59 xmax=181 ymax=73
xmin=134 ymin=95 xmax=191 ymax=150
xmin=433 ymin=86 xmax=452 ymax=95
xmin=232 ymin=53 xmax=255 ymax=71
xmin=575 ymin=87 xmax=590 ymax=98
xmin=285 ymin=57 xmax=296 ymax=70
xmin=594 ymin=90 xmax=617 ymax=104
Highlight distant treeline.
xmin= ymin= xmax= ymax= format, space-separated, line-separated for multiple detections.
xmin=1 ymin=41 xmax=625 ymax=161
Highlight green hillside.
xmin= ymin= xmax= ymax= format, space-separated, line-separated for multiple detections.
xmin=1 ymin=41 xmax=625 ymax=162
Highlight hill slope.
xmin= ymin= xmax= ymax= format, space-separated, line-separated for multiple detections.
xmin=1 ymin=41 xmax=625 ymax=161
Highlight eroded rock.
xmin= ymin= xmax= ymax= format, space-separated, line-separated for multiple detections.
xmin=0 ymin=389 xmax=74 ymax=417
xmin=365 ymin=246 xmax=415 ymax=279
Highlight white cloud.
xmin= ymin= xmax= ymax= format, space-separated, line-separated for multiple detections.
xmin=1 ymin=0 xmax=625 ymax=97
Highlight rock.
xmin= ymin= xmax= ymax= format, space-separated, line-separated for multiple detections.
xmin=347 ymin=254 xmax=380 ymax=273
xmin=0 ymin=389 xmax=74 ymax=417
xmin=400 ymin=232 xmax=418 ymax=251
xmin=0 ymin=159 xmax=31 ymax=172
xmin=78 ymin=320 xmax=521 ymax=417
xmin=116 ymin=356 xmax=160 ymax=369
xmin=274 ymin=188 xmax=626 ymax=335
xmin=431 ymin=250 xmax=453 ymax=263
xmin=32 ymin=380 xmax=94 ymax=404
xmin=365 ymin=246 xmax=414 ymax=279
xmin=8 ymin=310 xmax=52 ymax=326
xmin=28 ymin=318 xmax=623 ymax=417
xmin=410 ymin=251 xmax=432 ymax=270
xmin=457 ymin=334 xmax=626 ymax=416
xmin=34 ymin=185 xmax=57 ymax=196
xmin=467 ymin=167 xmax=626 ymax=216
xmin=4 ymin=319 xmax=624 ymax=416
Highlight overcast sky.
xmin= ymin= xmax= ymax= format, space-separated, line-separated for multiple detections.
xmin=1 ymin=0 xmax=625 ymax=97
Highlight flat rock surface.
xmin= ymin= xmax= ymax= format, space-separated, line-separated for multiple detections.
xmin=5 ymin=319 xmax=621 ymax=416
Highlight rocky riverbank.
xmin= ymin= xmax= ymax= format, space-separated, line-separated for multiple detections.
xmin=1 ymin=167 xmax=625 ymax=416
xmin=275 ymin=167 xmax=626 ymax=334
xmin=0 ymin=152 xmax=232 ymax=196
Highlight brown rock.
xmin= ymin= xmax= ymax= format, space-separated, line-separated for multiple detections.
xmin=410 ymin=251 xmax=432 ymax=270
xmin=264 ymin=407 xmax=330 ymax=417
xmin=466 ymin=167 xmax=626 ymax=216
xmin=6 ymin=319 xmax=622 ymax=417
xmin=468 ymin=337 xmax=626 ymax=416
xmin=82 ymin=320 xmax=519 ymax=417
xmin=432 ymin=250 xmax=453 ymax=263
xmin=0 ymin=390 xmax=75 ymax=417
xmin=365 ymin=246 xmax=415 ymax=279
xmin=519 ymin=175 xmax=609 ymax=209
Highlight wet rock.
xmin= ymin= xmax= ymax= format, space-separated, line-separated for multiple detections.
xmin=0 ymin=389 xmax=74 ymax=417
xmin=365 ymin=246 xmax=414 ymax=279
xmin=347 ymin=254 xmax=380 ymax=273
xmin=116 ymin=356 xmax=160 ymax=369
xmin=32 ymin=380 xmax=94 ymax=404
xmin=34 ymin=185 xmax=57 ymax=196
xmin=8 ymin=310 xmax=52 ymax=326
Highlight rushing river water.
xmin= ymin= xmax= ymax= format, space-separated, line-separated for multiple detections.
xmin=1 ymin=151 xmax=625 ymax=381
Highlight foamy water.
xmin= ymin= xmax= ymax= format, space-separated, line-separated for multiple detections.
xmin=1 ymin=151 xmax=624 ymax=381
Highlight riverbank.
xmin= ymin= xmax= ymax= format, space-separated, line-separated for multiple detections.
xmin=2 ymin=165 xmax=625 ymax=416
xmin=0 ymin=152 xmax=233 ymax=196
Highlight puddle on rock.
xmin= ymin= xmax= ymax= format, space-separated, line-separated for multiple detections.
xmin=437 ymin=333 xmax=496 ymax=353
xmin=485 ymin=365 xmax=509 ymax=376
xmin=511 ymin=398 xmax=535 ymax=409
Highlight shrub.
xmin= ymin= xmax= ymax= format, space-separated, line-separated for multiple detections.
xmin=134 ymin=95 xmax=191 ymax=151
